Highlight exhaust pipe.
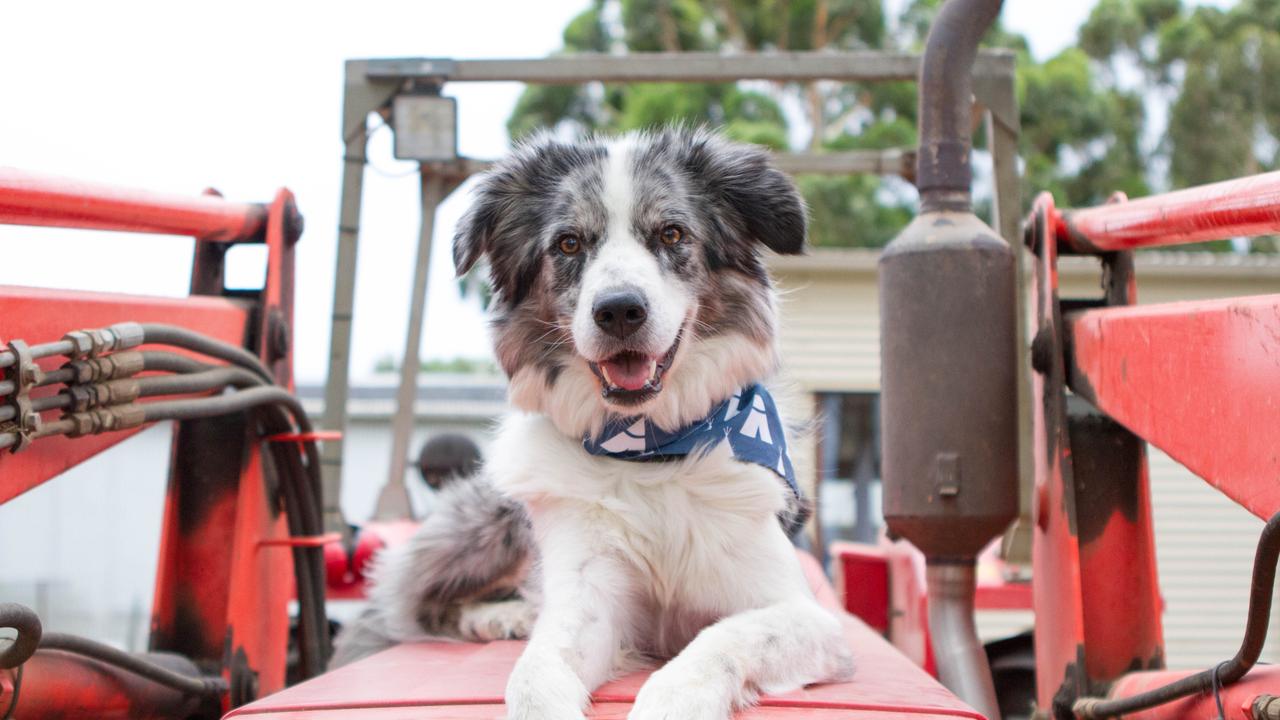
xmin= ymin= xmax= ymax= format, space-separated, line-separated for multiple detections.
xmin=880 ymin=1 xmax=1013 ymax=719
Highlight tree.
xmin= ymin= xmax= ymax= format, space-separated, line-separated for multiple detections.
xmin=507 ymin=0 xmax=1274 ymax=252
xmin=1079 ymin=0 xmax=1280 ymax=250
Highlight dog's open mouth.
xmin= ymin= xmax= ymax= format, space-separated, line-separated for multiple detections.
xmin=587 ymin=331 xmax=683 ymax=405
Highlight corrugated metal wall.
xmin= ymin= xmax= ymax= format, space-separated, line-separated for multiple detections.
xmin=771 ymin=249 xmax=1280 ymax=667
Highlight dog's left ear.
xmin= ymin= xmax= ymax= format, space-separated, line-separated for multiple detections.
xmin=681 ymin=133 xmax=808 ymax=255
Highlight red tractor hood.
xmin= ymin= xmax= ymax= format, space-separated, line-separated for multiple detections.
xmin=227 ymin=554 xmax=985 ymax=720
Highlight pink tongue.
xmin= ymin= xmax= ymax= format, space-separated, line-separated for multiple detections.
xmin=602 ymin=355 xmax=651 ymax=391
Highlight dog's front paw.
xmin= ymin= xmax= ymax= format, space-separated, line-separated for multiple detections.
xmin=459 ymin=599 xmax=536 ymax=642
xmin=505 ymin=646 xmax=588 ymax=720
xmin=628 ymin=664 xmax=732 ymax=720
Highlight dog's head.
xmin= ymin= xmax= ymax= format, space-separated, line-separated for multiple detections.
xmin=454 ymin=128 xmax=805 ymax=436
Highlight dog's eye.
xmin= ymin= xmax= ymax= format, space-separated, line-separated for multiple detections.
xmin=660 ymin=225 xmax=684 ymax=245
xmin=557 ymin=234 xmax=581 ymax=255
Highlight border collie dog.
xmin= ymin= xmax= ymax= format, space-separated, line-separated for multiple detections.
xmin=332 ymin=128 xmax=854 ymax=719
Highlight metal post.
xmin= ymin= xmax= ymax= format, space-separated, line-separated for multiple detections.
xmin=820 ymin=394 xmax=843 ymax=546
xmin=979 ymin=77 xmax=1032 ymax=566
xmin=853 ymin=437 xmax=877 ymax=544
xmin=375 ymin=172 xmax=446 ymax=521
xmin=319 ymin=118 xmax=367 ymax=537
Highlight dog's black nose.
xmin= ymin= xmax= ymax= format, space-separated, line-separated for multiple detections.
xmin=593 ymin=290 xmax=648 ymax=339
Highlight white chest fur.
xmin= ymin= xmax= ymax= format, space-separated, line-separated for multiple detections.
xmin=487 ymin=413 xmax=810 ymax=655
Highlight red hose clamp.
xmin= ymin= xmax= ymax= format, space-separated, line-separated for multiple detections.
xmin=264 ymin=430 xmax=342 ymax=444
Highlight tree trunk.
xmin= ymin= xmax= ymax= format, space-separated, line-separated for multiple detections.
xmin=806 ymin=0 xmax=830 ymax=150
xmin=658 ymin=0 xmax=680 ymax=52
xmin=777 ymin=0 xmax=791 ymax=50
xmin=719 ymin=0 xmax=750 ymax=50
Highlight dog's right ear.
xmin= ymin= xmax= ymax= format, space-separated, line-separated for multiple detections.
xmin=453 ymin=134 xmax=575 ymax=277
xmin=452 ymin=184 xmax=497 ymax=277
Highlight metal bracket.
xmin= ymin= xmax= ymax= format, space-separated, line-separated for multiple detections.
xmin=3 ymin=340 xmax=41 ymax=453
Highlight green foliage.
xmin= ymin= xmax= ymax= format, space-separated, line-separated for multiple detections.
xmin=1078 ymin=0 xmax=1280 ymax=249
xmin=506 ymin=0 xmax=1278 ymax=253
xmin=374 ymin=354 xmax=500 ymax=375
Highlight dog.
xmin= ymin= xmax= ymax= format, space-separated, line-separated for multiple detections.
xmin=331 ymin=128 xmax=854 ymax=719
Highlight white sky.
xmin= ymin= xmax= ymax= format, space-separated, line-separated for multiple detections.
xmin=0 ymin=0 xmax=1094 ymax=384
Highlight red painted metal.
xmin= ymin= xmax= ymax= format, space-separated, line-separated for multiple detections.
xmin=1 ymin=174 xmax=303 ymax=716
xmin=1066 ymin=294 xmax=1280 ymax=520
xmin=149 ymin=188 xmax=300 ymax=709
xmin=1028 ymin=193 xmax=1092 ymax=711
xmin=0 ymin=168 xmax=267 ymax=241
xmin=830 ymin=541 xmax=892 ymax=634
xmin=831 ymin=539 xmax=1028 ymax=678
xmin=228 ymin=553 xmax=986 ymax=720
xmin=1026 ymin=193 xmax=1166 ymax=712
xmin=325 ymin=520 xmax=418 ymax=599
xmin=1058 ymin=170 xmax=1280 ymax=252
xmin=265 ymin=431 xmax=343 ymax=443
xmin=1103 ymin=666 xmax=1280 ymax=720
xmin=6 ymin=650 xmax=207 ymax=719
xmin=0 ymin=285 xmax=252 ymax=504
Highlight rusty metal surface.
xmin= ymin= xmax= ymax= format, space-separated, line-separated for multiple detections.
xmin=1025 ymin=194 xmax=1093 ymax=717
xmin=1 ymin=177 xmax=305 ymax=717
xmin=1102 ymin=667 xmax=1280 ymax=720
xmin=149 ymin=189 xmax=303 ymax=708
xmin=3 ymin=650 xmax=210 ymax=719
xmin=1025 ymin=193 xmax=1169 ymax=718
xmin=1064 ymin=293 xmax=1280 ymax=520
xmin=0 ymin=168 xmax=267 ymax=242
xmin=358 ymin=50 xmax=1016 ymax=84
xmin=1065 ymin=403 xmax=1164 ymax=683
xmin=1060 ymin=170 xmax=1280 ymax=252
xmin=915 ymin=0 xmax=1004 ymax=210
xmin=879 ymin=212 xmax=1019 ymax=560
xmin=1073 ymin=511 xmax=1280 ymax=719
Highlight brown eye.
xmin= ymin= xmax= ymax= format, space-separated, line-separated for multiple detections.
xmin=558 ymin=234 xmax=581 ymax=255
xmin=660 ymin=225 xmax=683 ymax=245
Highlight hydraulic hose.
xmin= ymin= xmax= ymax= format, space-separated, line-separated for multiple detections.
xmin=138 ymin=324 xmax=273 ymax=383
xmin=135 ymin=366 xmax=262 ymax=397
xmin=141 ymin=386 xmax=304 ymax=424
xmin=141 ymin=351 xmax=213 ymax=374
xmin=2 ymin=326 xmax=329 ymax=677
xmin=37 ymin=632 xmax=227 ymax=697
xmin=0 ymin=604 xmax=42 ymax=670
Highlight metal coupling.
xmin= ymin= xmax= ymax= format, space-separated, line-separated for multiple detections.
xmin=60 ymin=379 xmax=141 ymax=413
xmin=3 ymin=339 xmax=42 ymax=452
xmin=1072 ymin=697 xmax=1104 ymax=719
xmin=61 ymin=351 xmax=145 ymax=384
xmin=63 ymin=405 xmax=146 ymax=438
xmin=1255 ymin=695 xmax=1280 ymax=720
xmin=61 ymin=322 xmax=144 ymax=359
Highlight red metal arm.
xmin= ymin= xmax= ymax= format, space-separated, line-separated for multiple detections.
xmin=1059 ymin=170 xmax=1280 ymax=252
xmin=0 ymin=168 xmax=267 ymax=241
xmin=1065 ymin=294 xmax=1280 ymax=520
xmin=1 ymin=170 xmax=302 ymax=711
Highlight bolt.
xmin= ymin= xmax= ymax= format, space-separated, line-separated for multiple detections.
xmin=267 ymin=309 xmax=290 ymax=363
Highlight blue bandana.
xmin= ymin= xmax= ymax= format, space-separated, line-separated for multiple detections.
xmin=583 ymin=384 xmax=805 ymax=534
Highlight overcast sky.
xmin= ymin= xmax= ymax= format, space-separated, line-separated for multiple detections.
xmin=0 ymin=0 xmax=1095 ymax=384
